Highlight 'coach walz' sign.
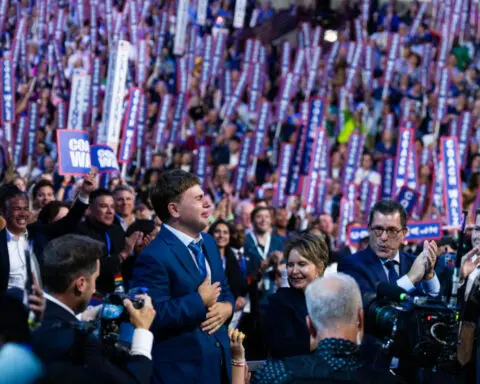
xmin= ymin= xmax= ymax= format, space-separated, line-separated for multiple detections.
xmin=57 ymin=130 xmax=91 ymax=176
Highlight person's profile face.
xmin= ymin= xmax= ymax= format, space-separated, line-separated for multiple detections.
xmin=78 ymin=260 xmax=100 ymax=313
xmin=368 ymin=211 xmax=406 ymax=259
xmin=174 ymin=184 xmax=211 ymax=234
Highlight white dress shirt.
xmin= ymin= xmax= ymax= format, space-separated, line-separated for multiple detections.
xmin=163 ymin=224 xmax=212 ymax=277
xmin=382 ymin=252 xmax=440 ymax=296
xmin=7 ymin=229 xmax=39 ymax=293
xmin=354 ymin=168 xmax=381 ymax=185
xmin=44 ymin=293 xmax=154 ymax=360
xmin=465 ymin=260 xmax=480 ymax=300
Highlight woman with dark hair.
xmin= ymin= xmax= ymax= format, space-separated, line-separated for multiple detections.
xmin=38 ymin=201 xmax=71 ymax=224
xmin=264 ymin=233 xmax=329 ymax=358
xmin=208 ymin=219 xmax=248 ymax=311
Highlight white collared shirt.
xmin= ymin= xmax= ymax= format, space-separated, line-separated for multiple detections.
xmin=382 ymin=252 xmax=440 ymax=296
xmin=465 ymin=261 xmax=480 ymax=300
xmin=44 ymin=293 xmax=154 ymax=360
xmin=163 ymin=224 xmax=212 ymax=277
xmin=7 ymin=229 xmax=34 ymax=292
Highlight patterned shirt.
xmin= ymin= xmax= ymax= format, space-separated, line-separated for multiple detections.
xmin=250 ymin=338 xmax=363 ymax=384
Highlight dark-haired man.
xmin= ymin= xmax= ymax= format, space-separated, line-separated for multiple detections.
xmin=32 ymin=179 xmax=56 ymax=211
xmin=131 ymin=169 xmax=234 ymax=384
xmin=77 ymin=189 xmax=141 ymax=296
xmin=338 ymin=200 xmax=440 ymax=296
xmin=32 ymin=234 xmax=155 ymax=384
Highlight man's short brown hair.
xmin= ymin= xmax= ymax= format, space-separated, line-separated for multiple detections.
xmin=150 ymin=170 xmax=200 ymax=222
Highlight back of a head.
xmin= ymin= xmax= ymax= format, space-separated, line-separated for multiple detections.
xmin=305 ymin=273 xmax=362 ymax=336
xmin=150 ymin=169 xmax=200 ymax=222
xmin=41 ymin=234 xmax=103 ymax=294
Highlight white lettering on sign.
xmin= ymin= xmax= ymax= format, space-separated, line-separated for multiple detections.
xmin=69 ymin=138 xmax=91 ymax=168
xmin=98 ymin=149 xmax=119 ymax=170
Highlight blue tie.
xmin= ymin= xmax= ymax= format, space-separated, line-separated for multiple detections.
xmin=384 ymin=260 xmax=399 ymax=285
xmin=189 ymin=240 xmax=207 ymax=278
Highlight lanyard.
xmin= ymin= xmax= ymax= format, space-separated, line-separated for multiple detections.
xmin=105 ymin=232 xmax=111 ymax=255
xmin=250 ymin=232 xmax=271 ymax=260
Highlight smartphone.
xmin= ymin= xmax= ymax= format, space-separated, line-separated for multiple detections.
xmin=247 ymin=360 xmax=266 ymax=372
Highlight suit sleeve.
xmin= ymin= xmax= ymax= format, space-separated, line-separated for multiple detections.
xmin=337 ymin=256 xmax=375 ymax=294
xmin=30 ymin=199 xmax=88 ymax=240
xmin=84 ymin=335 xmax=152 ymax=384
xmin=131 ymin=250 xmax=207 ymax=336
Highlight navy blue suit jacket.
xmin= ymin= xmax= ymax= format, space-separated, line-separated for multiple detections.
xmin=131 ymin=225 xmax=235 ymax=384
xmin=32 ymin=299 xmax=152 ymax=384
xmin=338 ymin=246 xmax=421 ymax=295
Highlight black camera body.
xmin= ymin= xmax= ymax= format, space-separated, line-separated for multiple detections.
xmin=99 ymin=288 xmax=147 ymax=347
xmin=365 ymin=286 xmax=458 ymax=369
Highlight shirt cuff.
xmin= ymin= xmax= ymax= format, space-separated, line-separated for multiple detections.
xmin=77 ymin=194 xmax=89 ymax=205
xmin=130 ymin=328 xmax=154 ymax=360
xmin=421 ymin=274 xmax=441 ymax=297
xmin=397 ymin=275 xmax=416 ymax=294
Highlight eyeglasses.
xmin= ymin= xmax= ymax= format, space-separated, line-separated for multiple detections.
xmin=370 ymin=226 xmax=405 ymax=238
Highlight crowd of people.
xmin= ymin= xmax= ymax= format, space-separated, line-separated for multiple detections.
xmin=1 ymin=0 xmax=480 ymax=383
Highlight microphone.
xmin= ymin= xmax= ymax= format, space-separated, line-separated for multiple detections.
xmin=376 ymin=282 xmax=411 ymax=302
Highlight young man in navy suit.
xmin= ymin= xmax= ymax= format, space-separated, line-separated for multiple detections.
xmin=131 ymin=170 xmax=235 ymax=384
xmin=338 ymin=200 xmax=440 ymax=296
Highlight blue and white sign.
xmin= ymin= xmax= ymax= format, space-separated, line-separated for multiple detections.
xmin=393 ymin=128 xmax=412 ymax=196
xmin=441 ymin=137 xmax=463 ymax=229
xmin=91 ymin=144 xmax=120 ymax=173
xmin=381 ymin=156 xmax=395 ymax=199
xmin=348 ymin=221 xmax=443 ymax=244
xmin=395 ymin=186 xmax=420 ymax=217
xmin=57 ymin=130 xmax=91 ymax=176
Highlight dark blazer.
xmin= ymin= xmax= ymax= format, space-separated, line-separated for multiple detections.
xmin=77 ymin=217 xmax=126 ymax=295
xmin=131 ymin=225 xmax=235 ymax=384
xmin=31 ymin=299 xmax=152 ymax=384
xmin=0 ymin=199 xmax=89 ymax=294
xmin=224 ymin=247 xmax=248 ymax=300
xmin=337 ymin=246 xmax=422 ymax=295
xmin=265 ymin=287 xmax=310 ymax=359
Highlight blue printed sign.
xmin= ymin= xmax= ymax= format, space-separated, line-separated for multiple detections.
xmin=57 ymin=130 xmax=91 ymax=176
xmin=91 ymin=145 xmax=120 ymax=174
xmin=395 ymin=186 xmax=420 ymax=217
xmin=348 ymin=221 xmax=442 ymax=244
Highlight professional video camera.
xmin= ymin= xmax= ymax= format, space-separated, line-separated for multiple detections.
xmin=99 ymin=287 xmax=147 ymax=349
xmin=364 ymin=283 xmax=458 ymax=370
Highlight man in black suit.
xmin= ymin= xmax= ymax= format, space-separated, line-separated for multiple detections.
xmin=0 ymin=173 xmax=96 ymax=297
xmin=32 ymin=234 xmax=155 ymax=384
xmin=338 ymin=200 xmax=440 ymax=296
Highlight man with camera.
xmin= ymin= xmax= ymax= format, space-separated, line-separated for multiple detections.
xmin=32 ymin=234 xmax=156 ymax=384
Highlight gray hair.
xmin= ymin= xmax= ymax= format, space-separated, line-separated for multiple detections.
xmin=305 ymin=273 xmax=362 ymax=335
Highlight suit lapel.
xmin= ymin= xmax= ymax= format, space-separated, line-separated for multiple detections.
xmin=159 ymin=226 xmax=203 ymax=284
xmin=0 ymin=230 xmax=10 ymax=292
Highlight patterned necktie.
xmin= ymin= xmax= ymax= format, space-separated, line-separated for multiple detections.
xmin=384 ymin=259 xmax=399 ymax=285
xmin=189 ymin=240 xmax=207 ymax=278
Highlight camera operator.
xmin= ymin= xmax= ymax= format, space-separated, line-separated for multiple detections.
xmin=31 ymin=234 xmax=156 ymax=384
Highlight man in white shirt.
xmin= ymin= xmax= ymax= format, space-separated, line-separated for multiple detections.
xmin=31 ymin=234 xmax=155 ymax=384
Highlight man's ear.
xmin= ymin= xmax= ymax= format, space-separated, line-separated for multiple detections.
xmin=167 ymin=202 xmax=180 ymax=219
xmin=306 ymin=315 xmax=317 ymax=339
